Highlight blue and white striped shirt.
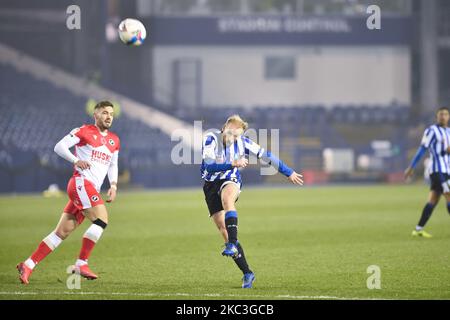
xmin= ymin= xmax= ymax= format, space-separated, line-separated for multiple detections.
xmin=420 ymin=125 xmax=450 ymax=174
xmin=201 ymin=131 xmax=264 ymax=184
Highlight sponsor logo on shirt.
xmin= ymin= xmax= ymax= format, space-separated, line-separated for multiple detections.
xmin=90 ymin=150 xmax=111 ymax=165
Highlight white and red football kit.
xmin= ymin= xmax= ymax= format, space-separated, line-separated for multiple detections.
xmin=54 ymin=124 xmax=120 ymax=224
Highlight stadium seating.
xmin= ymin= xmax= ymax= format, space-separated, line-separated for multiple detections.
xmin=0 ymin=63 xmax=414 ymax=192
xmin=0 ymin=64 xmax=174 ymax=191
xmin=174 ymin=103 xmax=411 ymax=177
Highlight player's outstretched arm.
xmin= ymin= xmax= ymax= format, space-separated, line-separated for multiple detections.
xmin=260 ymin=151 xmax=303 ymax=185
xmin=404 ymin=145 xmax=427 ymax=180
xmin=242 ymin=136 xmax=303 ymax=185
xmin=406 ymin=128 xmax=434 ymax=180
xmin=288 ymin=171 xmax=304 ymax=185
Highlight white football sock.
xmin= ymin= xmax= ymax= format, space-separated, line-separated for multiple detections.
xmin=24 ymin=258 xmax=36 ymax=269
xmin=83 ymin=224 xmax=104 ymax=243
xmin=43 ymin=231 xmax=63 ymax=250
xmin=75 ymin=259 xmax=88 ymax=267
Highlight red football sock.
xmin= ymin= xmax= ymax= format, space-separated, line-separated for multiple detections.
xmin=27 ymin=232 xmax=63 ymax=268
xmin=77 ymin=224 xmax=104 ymax=264
xmin=30 ymin=241 xmax=52 ymax=264
xmin=78 ymin=238 xmax=96 ymax=261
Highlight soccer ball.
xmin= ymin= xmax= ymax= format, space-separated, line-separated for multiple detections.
xmin=118 ymin=18 xmax=146 ymax=46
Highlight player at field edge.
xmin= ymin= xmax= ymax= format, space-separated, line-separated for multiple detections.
xmin=17 ymin=101 xmax=120 ymax=284
xmin=201 ymin=115 xmax=303 ymax=288
xmin=404 ymin=107 xmax=450 ymax=238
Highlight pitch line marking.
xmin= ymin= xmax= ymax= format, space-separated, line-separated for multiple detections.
xmin=0 ymin=291 xmax=389 ymax=300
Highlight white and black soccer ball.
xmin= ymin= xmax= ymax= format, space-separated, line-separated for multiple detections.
xmin=118 ymin=18 xmax=146 ymax=46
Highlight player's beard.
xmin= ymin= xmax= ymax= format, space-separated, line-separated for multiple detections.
xmin=97 ymin=120 xmax=112 ymax=131
xmin=104 ymin=120 xmax=112 ymax=129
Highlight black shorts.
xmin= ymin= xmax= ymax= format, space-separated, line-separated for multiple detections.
xmin=203 ymin=179 xmax=241 ymax=216
xmin=429 ymin=173 xmax=450 ymax=194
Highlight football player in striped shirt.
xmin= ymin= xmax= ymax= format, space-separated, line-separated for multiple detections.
xmin=201 ymin=115 xmax=303 ymax=288
xmin=404 ymin=107 xmax=450 ymax=238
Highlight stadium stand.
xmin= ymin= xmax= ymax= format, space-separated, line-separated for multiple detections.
xmin=0 ymin=64 xmax=178 ymax=192
xmin=0 ymin=61 xmax=413 ymax=192
xmin=0 ymin=39 xmax=414 ymax=193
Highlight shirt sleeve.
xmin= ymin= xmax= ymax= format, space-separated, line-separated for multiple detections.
xmin=242 ymin=136 xmax=265 ymax=158
xmin=260 ymin=151 xmax=294 ymax=177
xmin=242 ymin=136 xmax=293 ymax=177
xmin=202 ymin=134 xmax=234 ymax=173
xmin=53 ymin=128 xmax=81 ymax=164
xmin=409 ymin=127 xmax=434 ymax=169
xmin=202 ymin=134 xmax=217 ymax=163
xmin=107 ymin=151 xmax=119 ymax=184
xmin=421 ymin=128 xmax=435 ymax=149
xmin=410 ymin=146 xmax=427 ymax=169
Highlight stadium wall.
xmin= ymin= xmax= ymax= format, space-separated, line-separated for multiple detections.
xmin=152 ymin=45 xmax=411 ymax=108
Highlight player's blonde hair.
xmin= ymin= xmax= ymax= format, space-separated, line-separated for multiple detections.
xmin=222 ymin=114 xmax=248 ymax=132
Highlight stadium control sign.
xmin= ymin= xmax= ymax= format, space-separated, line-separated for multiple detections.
xmin=145 ymin=16 xmax=412 ymax=46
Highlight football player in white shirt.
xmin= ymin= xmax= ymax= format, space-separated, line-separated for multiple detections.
xmin=17 ymin=101 xmax=120 ymax=284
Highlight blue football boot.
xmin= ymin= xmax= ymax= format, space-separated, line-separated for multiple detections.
xmin=222 ymin=242 xmax=238 ymax=257
xmin=242 ymin=272 xmax=255 ymax=288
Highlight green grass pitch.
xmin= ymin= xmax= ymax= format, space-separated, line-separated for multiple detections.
xmin=0 ymin=184 xmax=449 ymax=300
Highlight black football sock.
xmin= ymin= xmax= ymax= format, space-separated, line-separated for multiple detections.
xmin=417 ymin=202 xmax=435 ymax=229
xmin=233 ymin=242 xmax=252 ymax=275
xmin=225 ymin=210 xmax=238 ymax=244
xmin=447 ymin=202 xmax=450 ymax=215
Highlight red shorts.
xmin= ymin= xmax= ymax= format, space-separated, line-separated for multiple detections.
xmin=64 ymin=176 xmax=104 ymax=225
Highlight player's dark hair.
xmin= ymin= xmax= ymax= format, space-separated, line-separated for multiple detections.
xmin=94 ymin=101 xmax=114 ymax=110
xmin=436 ymin=106 xmax=449 ymax=114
